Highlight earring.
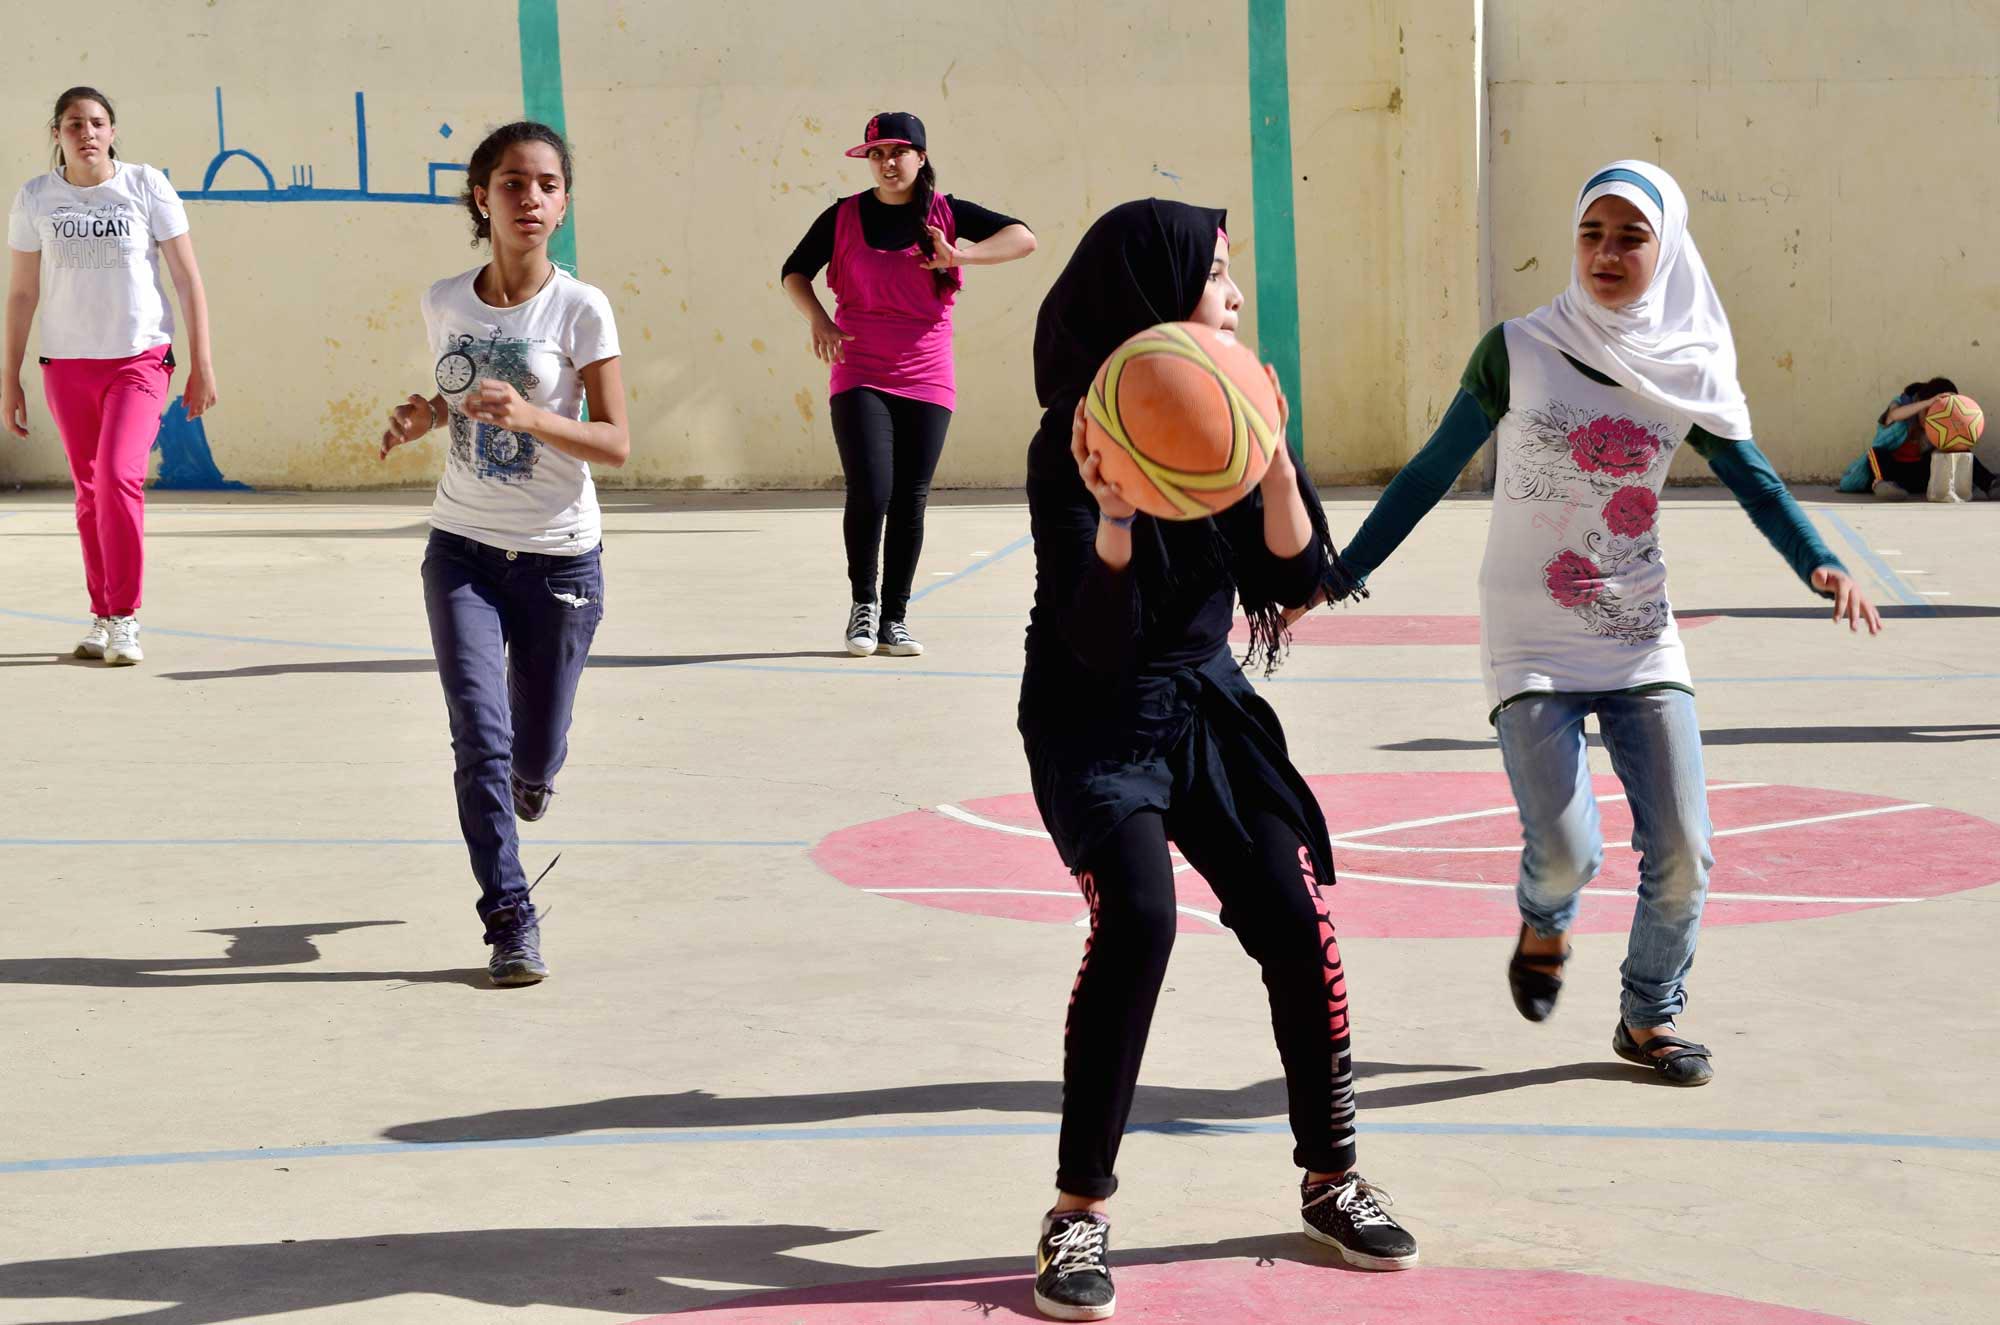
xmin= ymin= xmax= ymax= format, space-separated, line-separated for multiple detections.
xmin=480 ymin=209 xmax=489 ymax=219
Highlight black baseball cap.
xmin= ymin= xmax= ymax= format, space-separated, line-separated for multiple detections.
xmin=845 ymin=111 xmax=926 ymax=158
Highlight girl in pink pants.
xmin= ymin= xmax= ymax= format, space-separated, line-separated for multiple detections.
xmin=4 ymin=86 xmax=219 ymax=665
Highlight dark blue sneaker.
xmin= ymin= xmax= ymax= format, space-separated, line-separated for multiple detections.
xmin=484 ymin=856 xmax=557 ymax=987
xmin=1033 ymin=1210 xmax=1115 ymax=1320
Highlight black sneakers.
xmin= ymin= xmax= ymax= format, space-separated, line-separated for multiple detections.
xmin=486 ymin=911 xmax=547 ymax=987
xmin=1300 ymin=1174 xmax=1419 ymax=1270
xmin=484 ymin=857 xmax=558 ymax=988
xmin=879 ymin=618 xmax=924 ymax=656
xmin=845 ymin=601 xmax=880 ymax=656
xmin=1033 ymin=1210 xmax=1116 ymax=1321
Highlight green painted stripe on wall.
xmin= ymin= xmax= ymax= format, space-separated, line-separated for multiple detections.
xmin=517 ymin=0 xmax=579 ymax=272
xmin=1247 ymin=0 xmax=1303 ymax=454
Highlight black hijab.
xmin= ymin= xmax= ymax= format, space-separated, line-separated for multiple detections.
xmin=1027 ymin=198 xmax=1362 ymax=674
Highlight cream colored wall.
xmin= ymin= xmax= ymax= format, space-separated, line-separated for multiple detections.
xmin=1486 ymin=0 xmax=2000 ymax=480
xmin=0 ymin=0 xmax=1414 ymax=491
xmin=4 ymin=1 xmax=1981 ymax=491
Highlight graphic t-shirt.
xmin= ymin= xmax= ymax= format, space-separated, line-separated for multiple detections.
xmin=422 ymin=266 xmax=620 ymax=556
xmin=1478 ymin=321 xmax=1695 ymax=710
xmin=6 ymin=162 xmax=189 ymax=359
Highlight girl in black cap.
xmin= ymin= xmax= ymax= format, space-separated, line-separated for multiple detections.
xmin=781 ymin=111 xmax=1035 ymax=657
xmin=1018 ymin=199 xmax=1417 ymax=1321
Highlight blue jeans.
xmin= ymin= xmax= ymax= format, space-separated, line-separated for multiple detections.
xmin=1495 ymin=688 xmax=1712 ymax=1026
xmin=421 ymin=530 xmax=604 ymax=940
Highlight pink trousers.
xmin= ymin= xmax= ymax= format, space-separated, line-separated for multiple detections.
xmin=41 ymin=346 xmax=172 ymax=617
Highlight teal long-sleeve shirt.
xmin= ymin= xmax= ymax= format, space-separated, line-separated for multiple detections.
xmin=1341 ymin=325 xmax=1845 ymax=594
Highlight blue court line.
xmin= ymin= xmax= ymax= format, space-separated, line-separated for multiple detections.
xmin=0 ymin=607 xmax=430 ymax=654
xmin=4 ymin=1119 xmax=1993 ymax=1175
xmin=908 ymin=533 xmax=1032 ymax=603
xmin=1817 ymin=509 xmax=1936 ymax=615
xmin=0 ymin=837 xmax=806 ymax=848
xmin=8 ymin=607 xmax=1994 ymax=687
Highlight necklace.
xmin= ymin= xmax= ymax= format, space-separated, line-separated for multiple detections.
xmin=483 ymin=261 xmax=556 ymax=308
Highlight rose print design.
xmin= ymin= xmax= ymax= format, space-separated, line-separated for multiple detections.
xmin=1543 ymin=549 xmax=1604 ymax=608
xmin=1507 ymin=402 xmax=1677 ymax=503
xmin=1543 ymin=520 xmax=1671 ymax=645
xmin=1601 ymin=485 xmax=1658 ymax=538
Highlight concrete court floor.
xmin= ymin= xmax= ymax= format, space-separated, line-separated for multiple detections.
xmin=0 ymin=485 xmax=1995 ymax=1325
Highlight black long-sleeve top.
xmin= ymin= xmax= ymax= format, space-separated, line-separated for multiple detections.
xmin=781 ymin=192 xmax=1025 ymax=281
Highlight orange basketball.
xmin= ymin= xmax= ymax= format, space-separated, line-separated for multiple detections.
xmin=1923 ymin=393 xmax=1985 ymax=453
xmin=1083 ymin=321 xmax=1283 ymax=520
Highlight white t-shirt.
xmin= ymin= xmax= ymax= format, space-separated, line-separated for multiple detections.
xmin=422 ymin=266 xmax=620 ymax=556
xmin=7 ymin=162 xmax=189 ymax=359
xmin=1479 ymin=322 xmax=1696 ymax=713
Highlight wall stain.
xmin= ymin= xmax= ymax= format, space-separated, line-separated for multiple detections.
xmin=794 ymin=389 xmax=814 ymax=423
xmin=1776 ymin=352 xmax=1794 ymax=372
xmin=751 ymin=338 xmax=767 ymax=354
xmin=1513 ymin=256 xmax=1539 ymax=272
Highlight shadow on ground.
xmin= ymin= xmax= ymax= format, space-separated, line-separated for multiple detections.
xmin=0 ymin=921 xmax=485 ymax=989
xmin=0 ymin=1227 xmax=1362 ymax=1324
xmin=158 ymin=652 xmax=855 ymax=681
xmin=1380 ymin=722 xmax=2000 ymax=752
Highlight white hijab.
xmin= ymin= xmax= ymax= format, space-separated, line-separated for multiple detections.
xmin=1515 ymin=159 xmax=1752 ymax=441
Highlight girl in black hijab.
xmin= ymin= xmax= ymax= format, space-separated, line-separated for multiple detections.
xmin=1019 ymin=200 xmax=1416 ymax=1321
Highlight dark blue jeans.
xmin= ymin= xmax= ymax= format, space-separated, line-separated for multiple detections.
xmin=421 ymin=530 xmax=604 ymax=940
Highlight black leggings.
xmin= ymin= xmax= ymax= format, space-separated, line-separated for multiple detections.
xmin=1058 ymin=805 xmax=1357 ymax=1198
xmin=829 ymin=388 xmax=952 ymax=620
xmin=1875 ymin=451 xmax=1997 ymax=493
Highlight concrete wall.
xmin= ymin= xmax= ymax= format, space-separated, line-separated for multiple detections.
xmin=1 ymin=1 xmax=1993 ymax=491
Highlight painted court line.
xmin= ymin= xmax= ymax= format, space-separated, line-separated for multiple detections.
xmin=907 ymin=533 xmax=1032 ymax=603
xmin=1331 ymin=783 xmax=1767 ymax=843
xmin=4 ymin=1120 xmax=1994 ymax=1175
xmin=1338 ymin=871 xmax=1925 ymax=905
xmin=866 ymin=886 xmax=1225 ymax=929
xmin=1817 ymin=509 xmax=1936 ymax=614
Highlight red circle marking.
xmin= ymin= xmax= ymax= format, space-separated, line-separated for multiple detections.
xmin=625 ymin=1262 xmax=1857 ymax=1323
xmin=1230 ymin=613 xmax=1717 ymax=647
xmin=811 ymin=772 xmax=1998 ymax=938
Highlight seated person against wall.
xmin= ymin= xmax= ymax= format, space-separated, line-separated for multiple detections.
xmin=1838 ymin=377 xmax=1996 ymax=501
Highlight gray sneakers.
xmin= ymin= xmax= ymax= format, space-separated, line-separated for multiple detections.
xmin=845 ymin=601 xmax=880 ymax=656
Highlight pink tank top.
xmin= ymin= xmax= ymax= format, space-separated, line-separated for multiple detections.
xmin=827 ymin=191 xmax=960 ymax=410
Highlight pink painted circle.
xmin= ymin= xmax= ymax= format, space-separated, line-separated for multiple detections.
xmin=624 ymin=1261 xmax=1858 ymax=1323
xmin=811 ymin=772 xmax=1999 ymax=938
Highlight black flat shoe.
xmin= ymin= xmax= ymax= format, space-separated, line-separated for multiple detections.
xmin=1507 ymin=923 xmax=1570 ymax=1022
xmin=1613 ymin=1021 xmax=1714 ymax=1086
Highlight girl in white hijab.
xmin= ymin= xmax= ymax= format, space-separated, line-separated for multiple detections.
xmin=1338 ymin=159 xmax=1881 ymax=1086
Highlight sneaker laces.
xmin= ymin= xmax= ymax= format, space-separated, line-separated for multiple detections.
xmin=1306 ymin=1175 xmax=1398 ymax=1228
xmin=1045 ymin=1216 xmax=1109 ymax=1278
xmin=882 ymin=620 xmax=913 ymax=645
xmin=490 ymin=853 xmax=560 ymax=944
xmin=848 ymin=603 xmax=879 ymax=636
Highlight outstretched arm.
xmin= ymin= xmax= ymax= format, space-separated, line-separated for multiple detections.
xmin=1339 ymin=388 xmax=1492 ymax=580
xmin=1697 ymin=432 xmax=1881 ymax=634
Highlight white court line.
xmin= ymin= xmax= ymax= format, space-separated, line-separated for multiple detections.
xmin=865 ymin=886 xmax=1224 ymax=928
xmin=1922 ymin=591 xmax=1953 ymax=597
xmin=1338 ymin=872 xmax=1924 ymax=905
xmin=1333 ymin=789 xmax=1925 ymax=855
xmin=935 ymin=804 xmax=1052 ymax=839
xmin=1331 ymin=782 xmax=1768 ymax=841
xmin=1710 ymin=801 xmax=1929 ymax=837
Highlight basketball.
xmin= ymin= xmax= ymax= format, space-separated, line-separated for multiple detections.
xmin=1923 ymin=393 xmax=1985 ymax=452
xmin=1083 ymin=321 xmax=1283 ymax=521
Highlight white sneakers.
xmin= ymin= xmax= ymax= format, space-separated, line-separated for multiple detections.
xmin=74 ymin=616 xmax=112 ymax=659
xmin=77 ymin=615 xmax=143 ymax=665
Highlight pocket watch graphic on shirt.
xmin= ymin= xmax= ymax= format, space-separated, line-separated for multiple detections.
xmin=435 ymin=335 xmax=479 ymax=394
xmin=440 ymin=332 xmax=550 ymax=486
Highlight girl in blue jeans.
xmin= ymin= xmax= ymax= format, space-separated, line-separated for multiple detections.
xmin=379 ymin=122 xmax=628 ymax=986
xmin=1341 ymin=160 xmax=1882 ymax=1084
